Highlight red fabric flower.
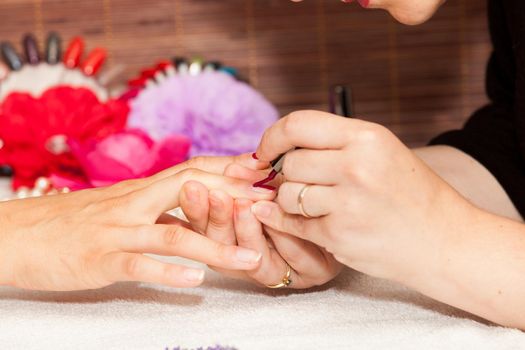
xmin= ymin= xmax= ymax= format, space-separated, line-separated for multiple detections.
xmin=0 ymin=86 xmax=128 ymax=189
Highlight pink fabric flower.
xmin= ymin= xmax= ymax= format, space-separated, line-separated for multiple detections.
xmin=51 ymin=129 xmax=191 ymax=189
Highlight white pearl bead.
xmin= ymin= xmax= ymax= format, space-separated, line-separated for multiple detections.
xmin=16 ymin=187 xmax=30 ymax=199
xmin=30 ymin=188 xmax=43 ymax=197
xmin=35 ymin=177 xmax=51 ymax=190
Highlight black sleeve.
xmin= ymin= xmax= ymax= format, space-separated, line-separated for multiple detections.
xmin=429 ymin=0 xmax=525 ymax=216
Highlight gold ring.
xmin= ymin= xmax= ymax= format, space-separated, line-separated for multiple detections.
xmin=266 ymin=263 xmax=292 ymax=289
xmin=298 ymin=184 xmax=313 ymax=218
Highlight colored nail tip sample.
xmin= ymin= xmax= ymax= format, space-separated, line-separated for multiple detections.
xmin=81 ymin=48 xmax=107 ymax=76
xmin=1 ymin=42 xmax=23 ymax=71
xmin=63 ymin=37 xmax=84 ymax=68
xmin=45 ymin=32 xmax=62 ymax=64
xmin=23 ymin=34 xmax=40 ymax=65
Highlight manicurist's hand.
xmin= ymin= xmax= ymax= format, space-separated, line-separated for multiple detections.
xmin=249 ymin=111 xmax=472 ymax=286
xmin=0 ymin=168 xmax=274 ymax=291
xmin=179 ymin=163 xmax=342 ymax=289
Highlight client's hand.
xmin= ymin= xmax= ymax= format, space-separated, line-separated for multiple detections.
xmin=179 ymin=164 xmax=342 ymax=289
xmin=0 ymin=168 xmax=274 ymax=291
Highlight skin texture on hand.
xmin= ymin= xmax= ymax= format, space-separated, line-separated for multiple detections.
xmin=0 ymin=155 xmax=274 ymax=291
xmin=249 ymin=110 xmax=525 ymax=329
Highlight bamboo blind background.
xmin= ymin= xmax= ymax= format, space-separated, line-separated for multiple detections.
xmin=0 ymin=0 xmax=490 ymax=146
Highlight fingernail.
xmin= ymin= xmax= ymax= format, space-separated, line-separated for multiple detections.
xmin=252 ymin=186 xmax=275 ymax=194
xmin=251 ymin=202 xmax=272 ymax=218
xmin=236 ymin=203 xmax=251 ymax=220
xmin=251 ymin=152 xmax=259 ymax=160
xmin=185 ymin=186 xmax=200 ymax=203
xmin=209 ymin=191 xmax=223 ymax=207
xmin=184 ymin=268 xmax=205 ymax=282
xmin=236 ymin=247 xmax=262 ymax=264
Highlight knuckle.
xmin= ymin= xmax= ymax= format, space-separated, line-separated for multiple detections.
xmin=282 ymin=112 xmax=303 ymax=136
xmin=163 ymin=225 xmax=185 ymax=247
xmin=223 ymin=163 xmax=237 ymax=177
xmin=276 ymin=184 xmax=294 ymax=209
xmin=178 ymin=168 xmax=202 ymax=182
xmin=354 ymin=123 xmax=389 ymax=145
xmin=186 ymin=156 xmax=207 ymax=170
xmin=284 ymin=215 xmax=306 ymax=236
xmin=281 ymin=154 xmax=296 ymax=177
xmin=214 ymin=241 xmax=231 ymax=262
xmin=122 ymin=255 xmax=142 ymax=278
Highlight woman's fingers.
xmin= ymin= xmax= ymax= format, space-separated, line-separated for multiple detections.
xmin=179 ymin=181 xmax=210 ymax=234
xmin=128 ymin=169 xmax=276 ymax=221
xmin=251 ymin=201 xmax=326 ymax=247
xmin=224 ymin=163 xmax=268 ymax=182
xmin=100 ymin=153 xmax=270 ymax=199
xmin=281 ymin=149 xmax=344 ymax=185
xmin=206 ymin=190 xmax=237 ymax=245
xmin=277 ymin=182 xmax=334 ymax=217
xmin=255 ymin=111 xmax=360 ymax=162
xmin=233 ymin=199 xmax=293 ymax=287
xmin=264 ymin=226 xmax=342 ymax=287
xmin=225 ymin=163 xmax=285 ymax=190
xmin=116 ymin=224 xmax=262 ymax=271
xmin=101 ymin=252 xmax=205 ymax=288
xmin=149 ymin=153 xmax=269 ymax=183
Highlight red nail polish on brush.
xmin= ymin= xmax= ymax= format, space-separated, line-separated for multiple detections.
xmin=81 ymin=48 xmax=107 ymax=76
xmin=63 ymin=37 xmax=84 ymax=69
xmin=252 ymin=152 xmax=287 ymax=188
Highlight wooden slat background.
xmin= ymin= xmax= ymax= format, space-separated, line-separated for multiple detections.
xmin=0 ymin=0 xmax=490 ymax=146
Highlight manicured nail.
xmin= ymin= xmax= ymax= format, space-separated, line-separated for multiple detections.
xmin=236 ymin=247 xmax=262 ymax=264
xmin=183 ymin=268 xmax=205 ymax=282
xmin=185 ymin=185 xmax=200 ymax=203
xmin=81 ymin=47 xmax=107 ymax=76
xmin=23 ymin=34 xmax=40 ymax=65
xmin=236 ymin=203 xmax=251 ymax=220
xmin=251 ymin=202 xmax=273 ymax=218
xmin=209 ymin=190 xmax=223 ymax=207
xmin=63 ymin=37 xmax=84 ymax=68
xmin=251 ymin=152 xmax=259 ymax=160
xmin=252 ymin=186 xmax=275 ymax=194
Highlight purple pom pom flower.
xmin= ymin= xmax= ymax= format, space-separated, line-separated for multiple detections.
xmin=128 ymin=71 xmax=278 ymax=157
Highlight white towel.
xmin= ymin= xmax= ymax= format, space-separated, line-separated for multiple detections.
xmin=0 ymin=180 xmax=523 ymax=349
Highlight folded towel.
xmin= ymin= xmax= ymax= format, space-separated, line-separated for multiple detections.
xmin=0 ymin=179 xmax=523 ymax=349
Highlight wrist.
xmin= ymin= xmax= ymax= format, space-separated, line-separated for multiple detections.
xmin=396 ymin=183 xmax=477 ymax=297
